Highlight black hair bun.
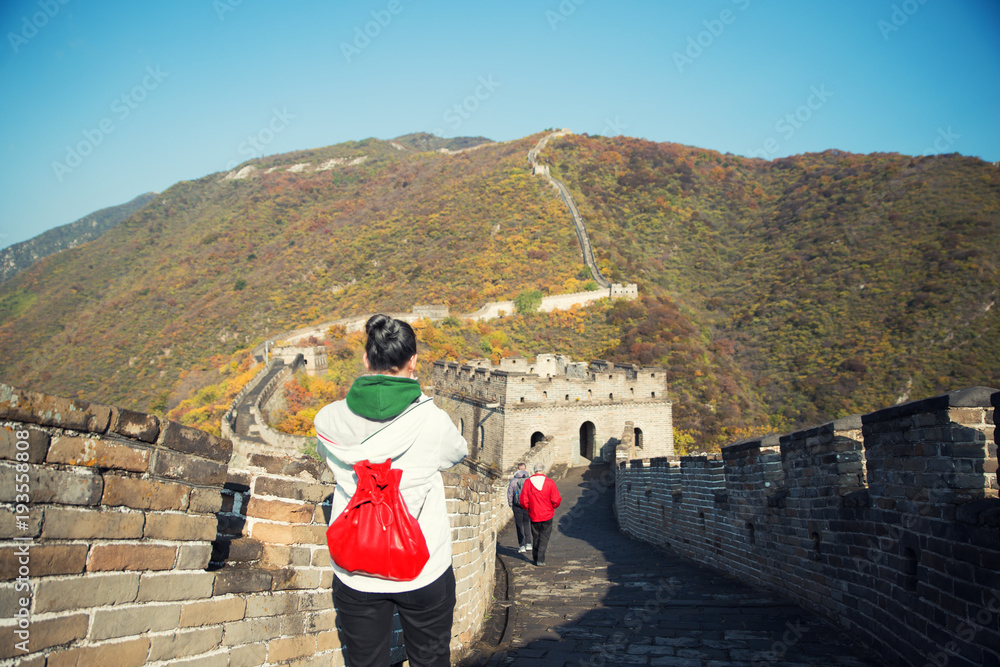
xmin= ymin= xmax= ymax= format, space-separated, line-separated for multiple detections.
xmin=364 ymin=313 xmax=417 ymax=372
xmin=365 ymin=313 xmax=392 ymax=337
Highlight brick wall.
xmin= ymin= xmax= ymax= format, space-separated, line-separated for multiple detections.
xmin=509 ymin=400 xmax=673 ymax=467
xmin=0 ymin=383 xmax=510 ymax=666
xmin=433 ymin=357 xmax=668 ymax=408
xmin=615 ymin=387 xmax=999 ymax=667
xmin=222 ymin=358 xmax=276 ymax=436
xmin=433 ymin=358 xmax=673 ymax=470
xmin=250 ymin=364 xmax=313 ymax=458
xmin=269 ymin=347 xmax=327 ymax=376
xmin=437 ymin=391 xmax=673 ymax=471
xmin=443 ymin=469 xmax=498 ymax=649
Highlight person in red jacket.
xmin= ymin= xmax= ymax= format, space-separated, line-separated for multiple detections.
xmin=518 ymin=462 xmax=562 ymax=566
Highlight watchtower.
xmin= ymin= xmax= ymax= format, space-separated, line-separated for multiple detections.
xmin=431 ymin=354 xmax=673 ymax=469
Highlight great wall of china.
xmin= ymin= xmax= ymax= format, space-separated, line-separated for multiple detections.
xmin=229 ymin=282 xmax=640 ymax=462
xmin=232 ymin=129 xmax=639 ymax=459
xmin=615 ymin=388 xmax=999 ymax=667
xmin=0 ymin=381 xmax=512 ymax=666
xmin=2 ymin=381 xmax=996 ymax=665
xmin=527 ymin=129 xmax=611 ymax=290
xmin=2 ymin=129 xmax=997 ymax=665
xmin=248 ymin=128 xmax=626 ymax=360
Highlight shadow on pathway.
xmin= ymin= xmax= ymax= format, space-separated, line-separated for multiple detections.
xmin=470 ymin=464 xmax=880 ymax=667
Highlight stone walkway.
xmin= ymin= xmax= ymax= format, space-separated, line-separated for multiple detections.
xmin=483 ymin=465 xmax=880 ymax=667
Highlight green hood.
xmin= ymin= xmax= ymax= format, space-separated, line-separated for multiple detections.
xmin=345 ymin=375 xmax=421 ymax=420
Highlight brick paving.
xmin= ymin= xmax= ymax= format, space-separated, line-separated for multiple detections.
xmin=484 ymin=465 xmax=880 ymax=667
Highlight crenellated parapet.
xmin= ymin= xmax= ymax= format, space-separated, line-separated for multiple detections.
xmin=432 ymin=354 xmax=673 ymax=469
xmin=862 ymin=386 xmax=997 ymax=510
xmin=616 ymin=386 xmax=999 ymax=666
xmin=269 ymin=346 xmax=327 ymax=376
xmin=0 ymin=382 xmax=506 ymax=666
xmin=433 ymin=354 xmax=668 ymax=408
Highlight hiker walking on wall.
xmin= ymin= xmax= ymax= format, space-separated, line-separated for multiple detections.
xmin=518 ymin=462 xmax=562 ymax=566
xmin=506 ymin=462 xmax=531 ymax=553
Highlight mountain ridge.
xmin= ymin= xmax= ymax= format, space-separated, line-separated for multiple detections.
xmin=1 ymin=130 xmax=996 ymax=447
xmin=0 ymin=192 xmax=157 ymax=284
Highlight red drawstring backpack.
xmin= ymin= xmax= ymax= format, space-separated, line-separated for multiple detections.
xmin=326 ymin=401 xmax=431 ymax=581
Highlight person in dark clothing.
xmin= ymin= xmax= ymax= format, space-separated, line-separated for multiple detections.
xmin=506 ymin=463 xmax=531 ymax=553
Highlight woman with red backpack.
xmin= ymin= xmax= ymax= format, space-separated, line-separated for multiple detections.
xmin=315 ymin=314 xmax=468 ymax=666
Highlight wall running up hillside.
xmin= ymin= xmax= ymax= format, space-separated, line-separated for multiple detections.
xmin=0 ymin=383 xmax=514 ymax=666
xmin=615 ymin=387 xmax=999 ymax=667
xmin=527 ymin=129 xmax=612 ymax=290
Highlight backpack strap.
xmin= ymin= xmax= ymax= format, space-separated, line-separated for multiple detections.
xmin=358 ymin=397 xmax=433 ymax=447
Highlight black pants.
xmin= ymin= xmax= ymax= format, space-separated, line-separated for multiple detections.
xmin=333 ymin=567 xmax=455 ymax=667
xmin=513 ymin=505 xmax=531 ymax=547
xmin=531 ymin=519 xmax=553 ymax=563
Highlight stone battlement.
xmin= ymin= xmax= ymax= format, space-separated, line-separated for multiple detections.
xmin=268 ymin=346 xmax=327 ymax=376
xmin=0 ymin=382 xmax=511 ymax=666
xmin=432 ymin=355 xmax=673 ymax=469
xmin=615 ymin=386 xmax=999 ymax=667
xmin=433 ymin=354 xmax=667 ymax=408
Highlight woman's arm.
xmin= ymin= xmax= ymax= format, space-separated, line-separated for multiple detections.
xmin=435 ymin=411 xmax=469 ymax=470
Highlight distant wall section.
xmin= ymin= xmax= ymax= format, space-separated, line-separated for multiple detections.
xmin=615 ymin=387 xmax=999 ymax=667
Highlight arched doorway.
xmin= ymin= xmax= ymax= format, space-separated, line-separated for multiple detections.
xmin=530 ymin=431 xmax=545 ymax=448
xmin=634 ymin=426 xmax=643 ymax=450
xmin=579 ymin=421 xmax=595 ymax=460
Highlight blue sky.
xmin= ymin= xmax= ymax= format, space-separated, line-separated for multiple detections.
xmin=1 ymin=0 xmax=998 ymax=248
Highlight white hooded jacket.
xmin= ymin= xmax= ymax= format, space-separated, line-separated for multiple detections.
xmin=314 ymin=376 xmax=468 ymax=593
